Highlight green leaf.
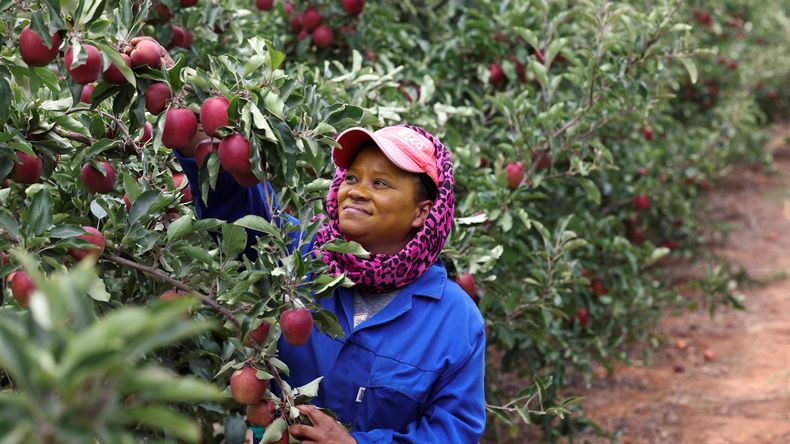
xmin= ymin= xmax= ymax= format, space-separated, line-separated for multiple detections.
xmin=129 ymin=190 xmax=162 ymax=225
xmin=167 ymin=215 xmax=193 ymax=241
xmin=320 ymin=240 xmax=370 ymax=259
xmin=124 ymin=405 xmax=202 ymax=442
xmin=679 ymin=57 xmax=698 ymax=85
xmin=26 ymin=187 xmax=52 ymax=236
xmin=261 ymin=417 xmax=286 ymax=443
xmin=221 ymin=224 xmax=247 ymax=258
xmin=576 ymin=178 xmax=601 ymax=205
xmin=0 ymin=209 xmax=20 ymax=238
xmin=295 ymin=376 xmax=323 ymax=398
xmin=234 ymin=214 xmax=279 ymax=238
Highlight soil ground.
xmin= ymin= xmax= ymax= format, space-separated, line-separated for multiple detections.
xmin=570 ymin=125 xmax=790 ymax=443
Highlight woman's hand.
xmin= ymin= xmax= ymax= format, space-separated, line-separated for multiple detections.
xmin=288 ymin=405 xmax=357 ymax=444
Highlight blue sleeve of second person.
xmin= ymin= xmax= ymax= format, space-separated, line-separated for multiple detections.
xmin=173 ymin=150 xmax=305 ymax=256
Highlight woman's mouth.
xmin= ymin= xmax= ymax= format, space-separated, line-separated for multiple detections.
xmin=342 ymin=205 xmax=371 ymax=216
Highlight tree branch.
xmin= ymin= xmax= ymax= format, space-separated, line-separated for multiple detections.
xmin=53 ymin=128 xmax=93 ymax=145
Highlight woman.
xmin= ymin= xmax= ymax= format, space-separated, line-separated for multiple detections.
xmin=176 ymin=125 xmax=486 ymax=443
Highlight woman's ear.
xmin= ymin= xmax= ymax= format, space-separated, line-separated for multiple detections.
xmin=411 ymin=200 xmax=434 ymax=229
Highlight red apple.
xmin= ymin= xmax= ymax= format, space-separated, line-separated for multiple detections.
xmin=767 ymin=90 xmax=779 ymax=101
xmin=280 ymin=308 xmax=313 ymax=346
xmin=509 ymin=55 xmax=526 ymax=83
xmin=167 ymin=25 xmax=187 ymax=49
xmin=80 ymin=84 xmax=94 ymax=103
xmin=145 ymin=82 xmax=172 ymax=115
xmin=637 ymin=166 xmax=648 ymax=176
xmin=68 ymin=226 xmax=106 ymax=261
xmin=693 ymin=9 xmax=712 ymax=27
xmin=232 ymin=171 xmax=261 ymax=187
xmin=577 ymin=308 xmax=589 ymax=327
xmin=180 ymin=0 xmax=198 ymax=6
xmin=102 ymin=53 xmax=132 ymax=84
xmin=154 ymin=3 xmax=171 ymax=22
xmin=311 ymin=25 xmax=333 ymax=48
xmin=139 ymin=121 xmax=153 ymax=144
xmin=173 ymin=172 xmax=192 ymax=203
xmin=488 ymin=62 xmax=505 ymax=86
xmin=531 ymin=150 xmax=551 ymax=170
xmin=244 ymin=321 xmax=271 ymax=347
xmin=219 ymin=133 xmax=253 ymax=174
xmin=284 ymin=2 xmax=294 ymax=15
xmin=19 ymin=25 xmax=61 ymax=67
xmin=230 ymin=367 xmax=268 ymax=405
xmin=159 ymin=289 xmax=188 ymax=301
xmin=289 ymin=16 xmax=302 ymax=33
xmin=80 ymin=161 xmax=116 ymax=194
xmin=65 ymin=44 xmax=103 ymax=84
xmin=200 ymin=96 xmax=231 ymax=137
xmin=162 ymin=108 xmax=198 ymax=150
xmin=590 ymin=279 xmax=607 ymax=296
xmin=455 ymin=272 xmax=477 ymax=300
xmin=505 ymin=162 xmax=524 ymax=191
xmin=123 ymin=194 xmax=132 ymax=210
xmin=642 ymin=126 xmax=654 ymax=141
xmin=534 ymin=49 xmax=545 ymax=64
xmin=182 ymin=30 xmax=193 ymax=48
xmin=255 ymin=0 xmax=274 ymax=11
xmin=7 ymin=271 xmax=35 ymax=308
xmin=0 ymin=252 xmax=9 ymax=264
xmin=662 ymin=239 xmax=679 ymax=250
xmin=195 ymin=139 xmax=220 ymax=168
xmin=300 ymin=7 xmax=322 ymax=31
xmin=341 ymin=0 xmax=365 ymax=16
xmin=246 ymin=400 xmax=275 ymax=426
xmin=10 ymin=151 xmax=43 ymax=184
xmin=297 ymin=29 xmax=309 ymax=42
xmin=130 ymin=39 xmax=162 ymax=68
xmin=632 ymin=194 xmax=650 ymax=211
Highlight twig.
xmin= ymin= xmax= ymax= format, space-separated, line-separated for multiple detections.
xmin=53 ymin=128 xmax=93 ymax=145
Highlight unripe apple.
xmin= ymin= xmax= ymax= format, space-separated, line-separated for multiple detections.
xmin=632 ymin=193 xmax=650 ymax=211
xmin=488 ymin=62 xmax=505 ymax=86
xmin=246 ymin=400 xmax=275 ymax=426
xmin=195 ymin=140 xmax=220 ymax=168
xmin=80 ymin=161 xmax=116 ymax=194
xmin=10 ymin=151 xmax=43 ymax=184
xmin=505 ymin=162 xmax=524 ymax=191
xmin=300 ymin=7 xmax=322 ymax=31
xmin=280 ymin=308 xmax=313 ymax=346
xmin=232 ymin=171 xmax=261 ymax=187
xmin=244 ymin=321 xmax=271 ymax=347
xmin=145 ymin=82 xmax=172 ymax=115
xmin=288 ymin=16 xmax=302 ymax=33
xmin=200 ymin=96 xmax=231 ymax=137
xmin=19 ymin=25 xmax=61 ymax=67
xmin=590 ymin=279 xmax=607 ymax=296
xmin=139 ymin=121 xmax=153 ymax=144
xmin=130 ymin=39 xmax=162 ymax=68
xmin=7 ymin=271 xmax=35 ymax=308
xmin=80 ymin=84 xmax=94 ymax=103
xmin=68 ymin=226 xmax=106 ymax=261
xmin=162 ymin=108 xmax=198 ymax=150
xmin=576 ymin=307 xmax=589 ymax=327
xmin=455 ymin=272 xmax=477 ymax=300
xmin=219 ymin=133 xmax=253 ymax=174
xmin=311 ymin=25 xmax=333 ymax=48
xmin=230 ymin=366 xmax=268 ymax=405
xmin=102 ymin=53 xmax=132 ymax=84
xmin=641 ymin=126 xmax=654 ymax=141
xmin=65 ymin=45 xmax=103 ymax=84
xmin=255 ymin=0 xmax=274 ymax=11
xmin=172 ymin=172 xmax=192 ymax=203
xmin=341 ymin=0 xmax=365 ymax=16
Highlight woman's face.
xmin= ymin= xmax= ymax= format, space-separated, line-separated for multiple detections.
xmin=337 ymin=146 xmax=433 ymax=255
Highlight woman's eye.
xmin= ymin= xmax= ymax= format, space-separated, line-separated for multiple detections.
xmin=374 ymin=179 xmax=388 ymax=186
xmin=345 ymin=175 xmax=357 ymax=183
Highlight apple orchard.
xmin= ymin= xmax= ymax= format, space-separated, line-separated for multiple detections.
xmin=1 ymin=0 xmax=788 ymax=442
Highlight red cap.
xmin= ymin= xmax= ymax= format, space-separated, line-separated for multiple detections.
xmin=333 ymin=126 xmax=439 ymax=186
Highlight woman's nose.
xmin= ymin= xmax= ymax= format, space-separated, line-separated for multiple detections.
xmin=348 ymin=183 xmax=370 ymax=200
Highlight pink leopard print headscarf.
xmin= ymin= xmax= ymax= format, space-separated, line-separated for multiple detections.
xmin=313 ymin=125 xmax=454 ymax=293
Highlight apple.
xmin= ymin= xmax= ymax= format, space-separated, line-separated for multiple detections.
xmin=590 ymin=279 xmax=607 ymax=296
xmin=230 ymin=366 xmax=268 ymax=405
xmin=219 ymin=133 xmax=253 ymax=174
xmin=455 ymin=272 xmax=477 ymax=300
xmin=297 ymin=29 xmax=310 ymax=42
xmin=576 ymin=308 xmax=589 ymax=327
xmin=289 ymin=16 xmax=302 ymax=33
xmin=130 ymin=39 xmax=162 ymax=68
xmin=662 ymin=239 xmax=679 ymax=250
xmin=0 ymin=252 xmax=8 ymax=264
xmin=534 ymin=49 xmax=545 ymax=64
xmin=246 ymin=400 xmax=275 ymax=426
xmin=693 ymin=9 xmax=712 ymax=27
xmin=641 ymin=126 xmax=654 ymax=141
xmin=199 ymin=96 xmax=231 ymax=137
xmin=508 ymin=55 xmax=526 ymax=83
xmin=284 ymin=2 xmax=294 ymax=15
xmin=180 ymin=0 xmax=198 ymax=6
xmin=674 ymin=218 xmax=684 ymax=227
xmin=195 ymin=139 xmax=220 ymax=168
xmin=244 ymin=321 xmax=271 ymax=347
xmin=162 ymin=108 xmax=198 ymax=150
xmin=123 ymin=194 xmax=132 ymax=210
xmin=255 ymin=0 xmax=274 ymax=11
xmin=102 ymin=53 xmax=132 ymax=84
xmin=276 ymin=432 xmax=289 ymax=444
xmin=159 ymin=289 xmax=188 ymax=301
xmin=19 ymin=25 xmax=61 ymax=67
xmin=154 ymin=3 xmax=171 ymax=22
xmin=167 ymin=25 xmax=187 ymax=49
xmin=65 ymin=44 xmax=103 ymax=84
xmin=312 ymin=25 xmax=333 ymax=48
xmin=300 ymin=7 xmax=322 ymax=32
xmin=505 ymin=162 xmax=524 ymax=191
xmin=728 ymin=60 xmax=737 ymax=71
xmin=232 ymin=171 xmax=261 ymax=187
xmin=341 ymin=0 xmax=365 ymax=16
xmin=488 ymin=62 xmax=505 ymax=86
xmin=767 ymin=90 xmax=779 ymax=101
xmin=80 ymin=84 xmax=94 ymax=103
xmin=145 ymin=82 xmax=172 ymax=115
xmin=7 ymin=271 xmax=35 ymax=308
xmin=632 ymin=193 xmax=650 ymax=211
xmin=182 ymin=30 xmax=193 ymax=48
xmin=68 ymin=226 xmax=106 ymax=261
xmin=637 ymin=166 xmax=648 ymax=176
xmin=80 ymin=161 xmax=116 ymax=193
xmin=172 ymin=172 xmax=192 ymax=203
xmin=139 ymin=121 xmax=153 ymax=144
xmin=531 ymin=150 xmax=551 ymax=170
xmin=280 ymin=308 xmax=313 ymax=346
xmin=10 ymin=151 xmax=43 ymax=184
